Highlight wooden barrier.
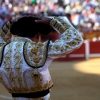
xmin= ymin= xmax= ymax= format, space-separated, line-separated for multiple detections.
xmin=83 ymin=31 xmax=100 ymax=40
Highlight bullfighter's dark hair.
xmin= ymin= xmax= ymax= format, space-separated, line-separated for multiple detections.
xmin=10 ymin=15 xmax=52 ymax=37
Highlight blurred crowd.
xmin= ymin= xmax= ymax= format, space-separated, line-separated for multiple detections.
xmin=0 ymin=0 xmax=100 ymax=33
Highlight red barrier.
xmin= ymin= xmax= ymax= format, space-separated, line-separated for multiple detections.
xmin=89 ymin=41 xmax=100 ymax=57
xmin=67 ymin=43 xmax=86 ymax=60
xmin=89 ymin=41 xmax=100 ymax=53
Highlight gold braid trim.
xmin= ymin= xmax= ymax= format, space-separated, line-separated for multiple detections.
xmin=50 ymin=17 xmax=70 ymax=34
xmin=2 ymin=21 xmax=12 ymax=34
xmin=0 ymin=30 xmax=6 ymax=38
xmin=2 ymin=25 xmax=9 ymax=33
xmin=0 ymin=21 xmax=12 ymax=43
xmin=4 ymin=33 xmax=12 ymax=43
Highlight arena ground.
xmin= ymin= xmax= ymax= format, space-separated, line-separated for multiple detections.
xmin=0 ymin=58 xmax=100 ymax=100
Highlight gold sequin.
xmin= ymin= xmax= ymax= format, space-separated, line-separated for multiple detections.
xmin=31 ymin=48 xmax=38 ymax=54
xmin=33 ymin=68 xmax=38 ymax=76
xmin=4 ymin=65 xmax=11 ymax=72
xmin=33 ymin=56 xmax=41 ymax=63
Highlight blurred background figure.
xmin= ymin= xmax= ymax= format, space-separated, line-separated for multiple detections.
xmin=0 ymin=0 xmax=99 ymax=30
xmin=1 ymin=0 xmax=100 ymax=41
xmin=0 ymin=1 xmax=99 ymax=29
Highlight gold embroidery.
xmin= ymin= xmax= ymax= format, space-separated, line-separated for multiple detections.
xmin=4 ymin=44 xmax=12 ymax=72
xmin=55 ymin=17 xmax=70 ymax=28
xmin=16 ymin=43 xmax=22 ymax=48
xmin=0 ymin=69 xmax=53 ymax=93
xmin=64 ymin=44 xmax=70 ymax=49
xmin=14 ymin=43 xmax=23 ymax=89
xmin=54 ymin=22 xmax=61 ymax=30
xmin=3 ymin=43 xmax=19 ymax=90
xmin=1 ymin=70 xmax=53 ymax=93
xmin=30 ymin=41 xmax=45 ymax=76
xmin=3 ymin=26 xmax=9 ymax=33
xmin=0 ymin=30 xmax=5 ymax=37
xmin=29 ymin=74 xmax=53 ymax=92
xmin=22 ymin=69 xmax=53 ymax=93
xmin=58 ymin=27 xmax=65 ymax=33
xmin=68 ymin=41 xmax=77 ymax=46
xmin=0 ymin=39 xmax=53 ymax=93
xmin=51 ymin=17 xmax=70 ymax=33
xmin=24 ymin=41 xmax=49 ymax=68
xmin=31 ymin=48 xmax=38 ymax=54
xmin=15 ymin=66 xmax=21 ymax=71
xmin=14 ymin=53 xmax=21 ymax=60
xmin=33 ymin=56 xmax=41 ymax=63
xmin=53 ymin=45 xmax=60 ymax=51
xmin=9 ymin=76 xmax=15 ymax=82
xmin=2 ymin=42 xmax=26 ymax=93
xmin=75 ymin=38 xmax=82 ymax=44
xmin=5 ymin=65 xmax=11 ymax=72
xmin=5 ymin=53 xmax=11 ymax=60
xmin=50 ymin=18 xmax=57 ymax=26
xmin=16 ymin=75 xmax=22 ymax=83
xmin=33 ymin=68 xmax=38 ymax=76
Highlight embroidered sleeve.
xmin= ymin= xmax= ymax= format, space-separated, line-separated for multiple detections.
xmin=0 ymin=20 xmax=12 ymax=43
xmin=48 ymin=16 xmax=83 ymax=59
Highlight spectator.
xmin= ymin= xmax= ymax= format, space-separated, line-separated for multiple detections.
xmin=0 ymin=0 xmax=100 ymax=33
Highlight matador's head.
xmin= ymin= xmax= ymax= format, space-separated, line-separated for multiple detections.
xmin=10 ymin=15 xmax=52 ymax=38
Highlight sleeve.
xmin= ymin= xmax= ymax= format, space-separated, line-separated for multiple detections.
xmin=48 ymin=16 xmax=84 ymax=59
xmin=0 ymin=20 xmax=12 ymax=43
